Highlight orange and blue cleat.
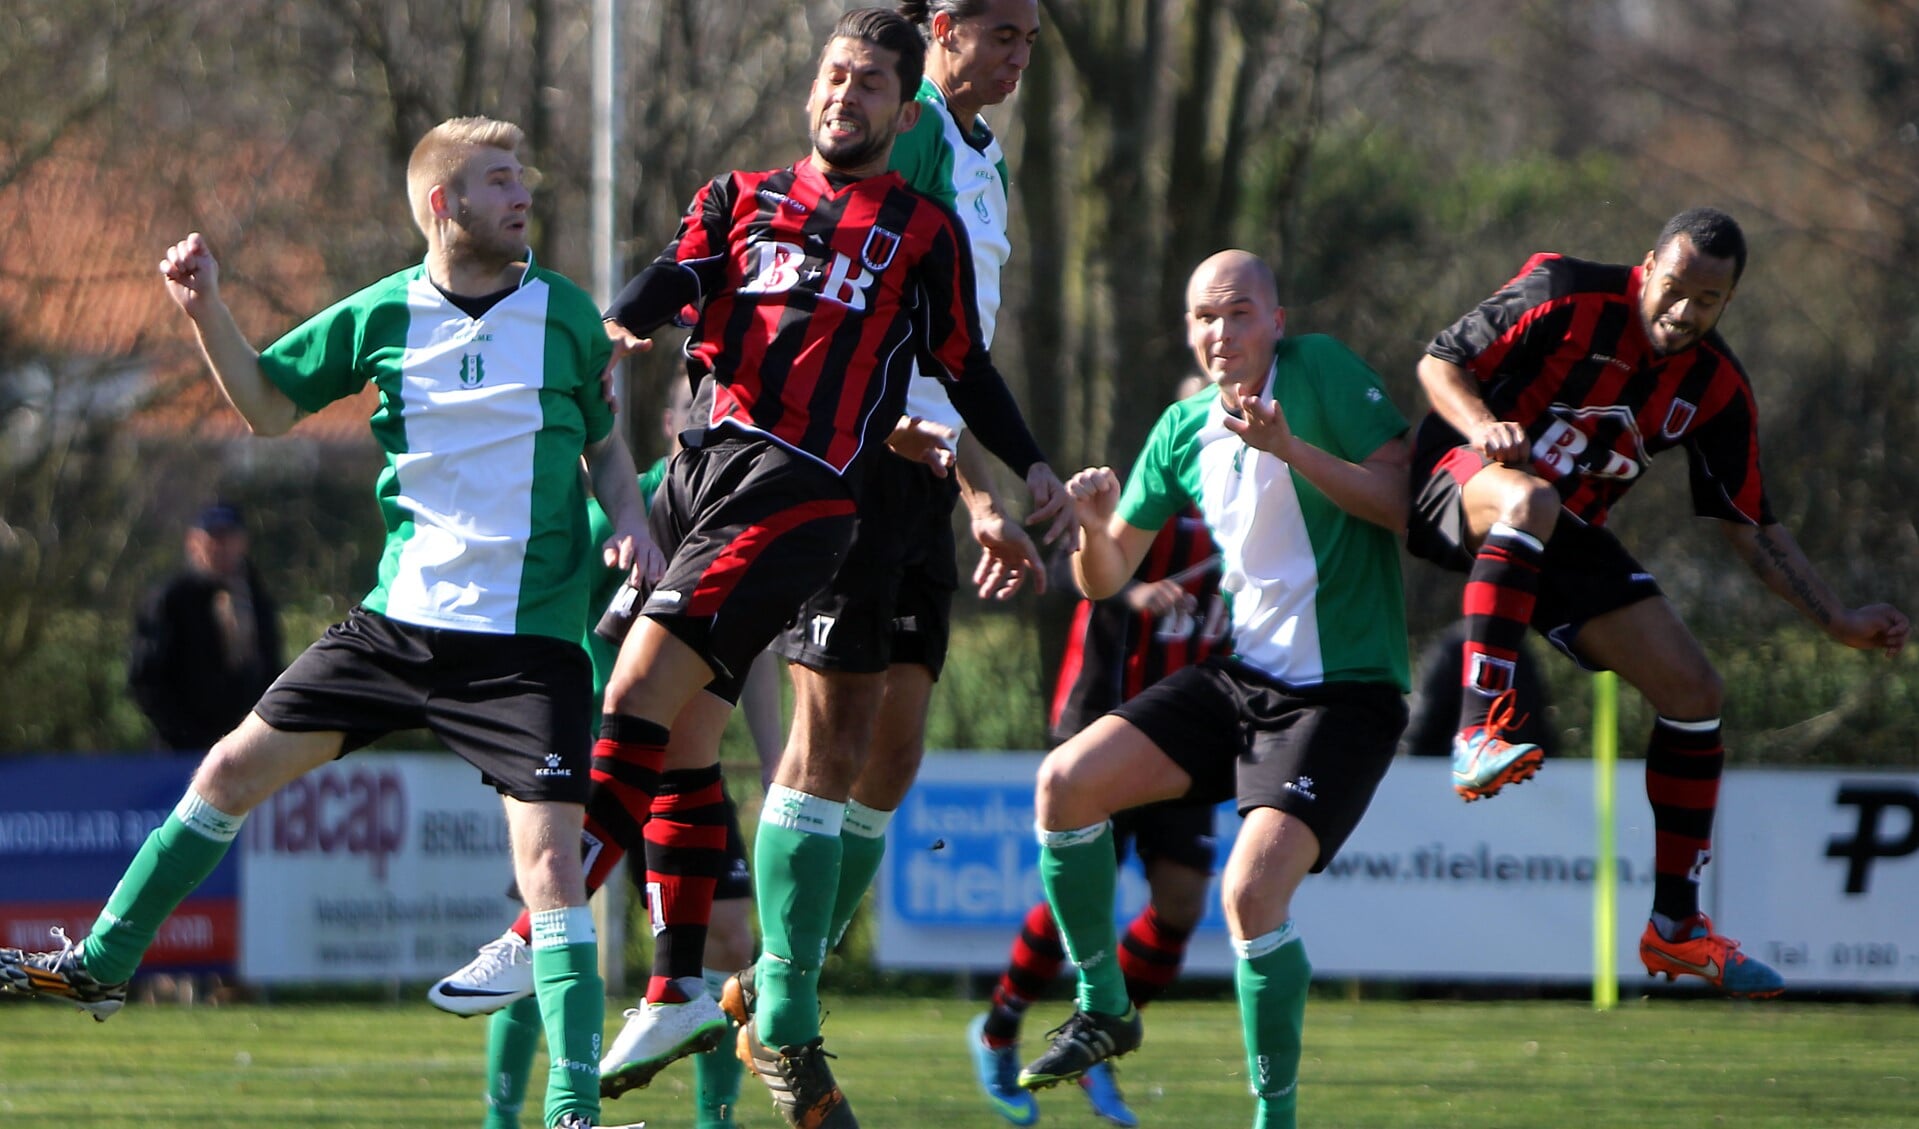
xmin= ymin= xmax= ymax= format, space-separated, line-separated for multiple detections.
xmin=1451 ymin=688 xmax=1543 ymax=802
xmin=1640 ymin=913 xmax=1785 ymax=999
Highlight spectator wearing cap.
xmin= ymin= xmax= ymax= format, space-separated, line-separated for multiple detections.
xmin=127 ymin=504 xmax=285 ymax=753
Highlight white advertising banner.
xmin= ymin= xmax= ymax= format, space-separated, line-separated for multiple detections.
xmin=237 ymin=753 xmax=521 ymax=983
xmin=878 ymin=753 xmax=1919 ymax=990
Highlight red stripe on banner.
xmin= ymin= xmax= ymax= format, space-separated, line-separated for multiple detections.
xmin=0 ymin=900 xmax=236 ymax=967
xmin=689 ymin=497 xmax=857 ymax=616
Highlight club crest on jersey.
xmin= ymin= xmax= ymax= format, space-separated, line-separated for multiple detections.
xmin=860 ymin=225 xmax=902 ymax=272
xmin=1660 ymin=397 xmax=1698 ymax=439
xmin=459 ymin=353 xmax=486 ymax=387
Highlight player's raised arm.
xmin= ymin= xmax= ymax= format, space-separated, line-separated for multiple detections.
xmin=1416 ymin=353 xmax=1528 ymax=466
xmin=159 ymin=233 xmax=301 ymax=436
xmin=584 ymin=429 xmax=663 ymax=587
xmin=1067 ymin=466 xmax=1156 ymax=601
xmin=1224 ymin=387 xmax=1412 ymax=534
xmin=1717 ymin=520 xmax=1909 ymax=657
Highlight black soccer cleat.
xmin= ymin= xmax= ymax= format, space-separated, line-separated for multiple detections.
xmin=1016 ymin=1006 xmax=1143 ymax=1090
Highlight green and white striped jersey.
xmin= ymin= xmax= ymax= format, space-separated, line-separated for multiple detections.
xmin=259 ymin=260 xmax=615 ymax=642
xmin=891 ymin=76 xmax=1013 ymax=434
xmin=1118 ymin=336 xmax=1411 ymax=690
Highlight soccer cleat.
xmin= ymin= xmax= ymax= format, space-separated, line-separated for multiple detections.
xmin=737 ymin=1021 xmax=858 ymax=1129
xmin=427 ymin=930 xmax=533 ymax=1016
xmin=719 ymin=962 xmax=757 ymax=1026
xmin=1017 ymin=1006 xmax=1143 ymax=1090
xmin=965 ymin=1013 xmax=1038 ymax=1125
xmin=552 ymin=1113 xmax=647 ymax=1129
xmin=1640 ymin=913 xmax=1785 ymax=999
xmin=0 ymin=927 xmax=128 ymax=1021
xmin=1077 ymin=1062 xmax=1139 ymax=1127
xmin=1451 ymin=688 xmax=1543 ymax=801
xmin=600 ymin=993 xmax=731 ymax=1098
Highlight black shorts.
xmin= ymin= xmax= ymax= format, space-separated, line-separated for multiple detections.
xmin=770 ymin=456 xmax=961 ymax=677
xmin=643 ymin=433 xmax=859 ymax=696
xmin=1407 ymin=442 xmax=1663 ymax=667
xmin=1112 ymin=657 xmax=1406 ymax=871
xmin=1112 ymin=801 xmax=1219 ymax=876
xmin=253 ymin=607 xmax=594 ymax=804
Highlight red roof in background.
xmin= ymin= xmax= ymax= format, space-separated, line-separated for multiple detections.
xmin=0 ymin=138 xmax=376 ymax=444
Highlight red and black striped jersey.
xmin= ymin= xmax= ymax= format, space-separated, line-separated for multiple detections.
xmin=1421 ymin=253 xmax=1773 ymax=527
xmin=619 ymin=161 xmax=1042 ymax=479
xmin=1048 ymin=507 xmax=1231 ymax=744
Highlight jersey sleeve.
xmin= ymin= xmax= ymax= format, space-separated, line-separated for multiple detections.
xmin=547 ymin=277 xmax=616 ymax=443
xmin=1296 ymin=336 xmax=1409 ymax=462
xmin=607 ymin=174 xmax=736 ymax=335
xmin=1117 ymin=401 xmax=1200 ymax=533
xmin=888 ymin=107 xmax=958 ymax=209
xmin=913 ymin=203 xmax=1046 ymax=473
xmin=1683 ymin=373 xmax=1774 ymax=525
xmin=258 ymin=285 xmax=392 ymax=414
xmin=1426 ymin=253 xmax=1569 ymax=381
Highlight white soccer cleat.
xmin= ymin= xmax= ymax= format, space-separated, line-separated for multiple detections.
xmin=599 ymin=993 xmax=730 ymax=1098
xmin=427 ymin=930 xmax=533 ymax=1017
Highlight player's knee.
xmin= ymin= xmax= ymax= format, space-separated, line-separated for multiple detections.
xmin=1151 ymin=886 xmax=1207 ymax=934
xmin=1501 ymin=478 xmax=1561 ymax=537
xmin=1655 ymin=663 xmax=1724 ymax=719
xmin=1035 ymin=751 xmax=1096 ymax=827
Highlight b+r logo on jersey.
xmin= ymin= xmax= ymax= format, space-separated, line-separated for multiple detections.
xmin=1531 ymin=403 xmax=1648 ymax=482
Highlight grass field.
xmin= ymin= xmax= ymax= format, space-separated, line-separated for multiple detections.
xmin=3 ymin=994 xmax=1916 ymax=1127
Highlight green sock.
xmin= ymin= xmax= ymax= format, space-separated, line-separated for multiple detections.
xmin=1038 ymin=821 xmax=1128 ymax=1016
xmin=1236 ymin=922 xmax=1310 ymax=1129
xmin=753 ymin=786 xmax=844 ymax=1047
xmin=83 ymin=791 xmax=244 ymax=984
xmin=826 ymin=800 xmax=891 ymax=949
xmin=530 ymin=907 xmax=604 ymax=1129
xmin=484 ymin=996 xmax=543 ymax=1129
xmin=694 ymin=966 xmax=744 ymax=1127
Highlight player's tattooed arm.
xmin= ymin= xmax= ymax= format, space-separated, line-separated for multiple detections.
xmin=1719 ymin=521 xmax=1910 ymax=657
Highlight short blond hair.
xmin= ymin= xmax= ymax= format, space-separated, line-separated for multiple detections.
xmin=406 ymin=117 xmax=525 ymax=237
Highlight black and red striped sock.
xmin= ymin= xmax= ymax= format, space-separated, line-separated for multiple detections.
xmin=981 ymin=901 xmax=1066 ymax=1047
xmin=1458 ymin=523 xmax=1545 ymax=731
xmin=643 ymin=763 xmax=728 ymax=1004
xmin=1119 ymin=903 xmax=1194 ymax=1007
xmin=585 ymin=713 xmax=669 ymax=891
xmin=1646 ymin=716 xmax=1724 ymax=923
xmin=507 ymin=712 xmax=665 ymax=943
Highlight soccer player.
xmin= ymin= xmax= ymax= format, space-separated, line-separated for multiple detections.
xmin=968 ymin=435 xmax=1230 ymax=1128
xmin=1018 ymin=250 xmax=1410 ymax=1129
xmin=1407 ymin=206 xmax=1908 ymax=997
xmin=476 ymin=380 xmax=771 ymax=1129
xmin=0 ymin=117 xmax=649 ymax=1129
xmin=721 ymin=0 xmax=1056 ymax=1106
xmin=468 ymin=11 xmax=1062 ymax=1129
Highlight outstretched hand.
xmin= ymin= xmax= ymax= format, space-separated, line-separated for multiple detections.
xmin=886 ymin=415 xmax=959 ymax=476
xmin=970 ymin=511 xmax=1046 ymax=600
xmin=1025 ymin=463 xmax=1075 ymax=548
xmin=603 ymin=527 xmax=666 ymax=591
xmin=599 ymin=320 xmax=654 ymax=411
xmin=159 ymin=233 xmax=222 ymax=319
xmin=1835 ymin=603 xmax=1910 ymax=658
xmin=1220 ymin=384 xmax=1297 ymax=460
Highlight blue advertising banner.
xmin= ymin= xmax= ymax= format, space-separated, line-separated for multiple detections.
xmin=0 ymin=756 xmax=238 ymax=970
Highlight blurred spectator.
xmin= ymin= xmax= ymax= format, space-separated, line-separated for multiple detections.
xmin=127 ymin=504 xmax=284 ymax=752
